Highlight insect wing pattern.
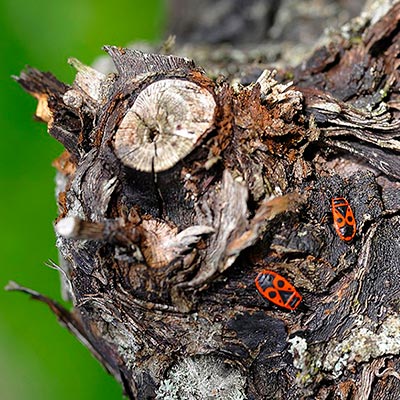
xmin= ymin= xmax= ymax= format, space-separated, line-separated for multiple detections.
xmin=331 ymin=197 xmax=356 ymax=242
xmin=255 ymin=270 xmax=302 ymax=311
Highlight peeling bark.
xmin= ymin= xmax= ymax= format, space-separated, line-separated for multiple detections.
xmin=9 ymin=1 xmax=400 ymax=399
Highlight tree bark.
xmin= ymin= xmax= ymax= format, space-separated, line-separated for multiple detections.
xmin=9 ymin=0 xmax=400 ymax=399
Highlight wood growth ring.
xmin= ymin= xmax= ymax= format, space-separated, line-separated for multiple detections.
xmin=114 ymin=79 xmax=216 ymax=172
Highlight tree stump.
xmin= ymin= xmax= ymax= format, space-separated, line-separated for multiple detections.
xmin=8 ymin=1 xmax=400 ymax=398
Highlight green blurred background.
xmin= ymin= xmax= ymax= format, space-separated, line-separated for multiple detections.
xmin=0 ymin=1 xmax=164 ymax=398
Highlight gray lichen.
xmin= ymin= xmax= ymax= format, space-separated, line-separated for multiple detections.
xmin=289 ymin=314 xmax=400 ymax=384
xmin=156 ymin=355 xmax=246 ymax=400
xmin=323 ymin=315 xmax=400 ymax=375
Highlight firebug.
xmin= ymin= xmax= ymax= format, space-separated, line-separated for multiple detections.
xmin=255 ymin=269 xmax=302 ymax=311
xmin=331 ymin=197 xmax=356 ymax=242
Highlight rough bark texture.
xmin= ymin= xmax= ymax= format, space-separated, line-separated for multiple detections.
xmin=9 ymin=0 xmax=400 ymax=399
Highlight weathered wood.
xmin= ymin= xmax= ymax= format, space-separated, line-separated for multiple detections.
xmin=9 ymin=1 xmax=400 ymax=399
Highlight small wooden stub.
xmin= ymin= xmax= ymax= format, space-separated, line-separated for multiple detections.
xmin=114 ymin=79 xmax=216 ymax=172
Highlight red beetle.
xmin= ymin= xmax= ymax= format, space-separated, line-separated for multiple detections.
xmin=331 ymin=197 xmax=356 ymax=242
xmin=255 ymin=269 xmax=302 ymax=311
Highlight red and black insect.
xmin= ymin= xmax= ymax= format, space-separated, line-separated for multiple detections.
xmin=331 ymin=197 xmax=356 ymax=242
xmin=255 ymin=269 xmax=302 ymax=311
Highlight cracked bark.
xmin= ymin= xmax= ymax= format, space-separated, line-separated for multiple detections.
xmin=8 ymin=0 xmax=400 ymax=399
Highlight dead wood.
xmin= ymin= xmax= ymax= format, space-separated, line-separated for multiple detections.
xmin=9 ymin=1 xmax=400 ymax=399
